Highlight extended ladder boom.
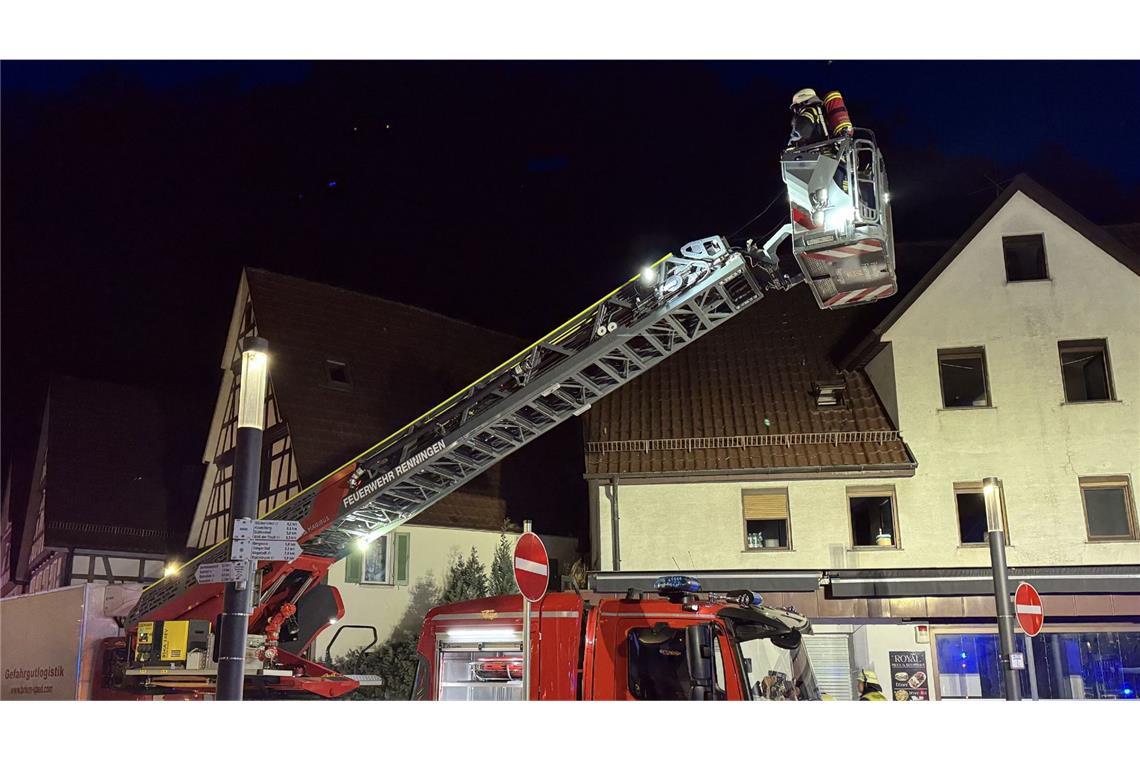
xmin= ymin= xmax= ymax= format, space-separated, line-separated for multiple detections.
xmin=129 ymin=233 xmax=799 ymax=627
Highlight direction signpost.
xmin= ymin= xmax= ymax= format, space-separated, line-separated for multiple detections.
xmin=229 ymin=518 xmax=303 ymax=562
xmin=231 ymin=538 xmax=302 ymax=562
xmin=195 ymin=560 xmax=250 ymax=585
xmin=233 ymin=518 xmax=303 ymax=542
xmin=513 ymin=522 xmax=549 ymax=702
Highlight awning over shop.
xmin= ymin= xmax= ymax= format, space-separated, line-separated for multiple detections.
xmin=826 ymin=565 xmax=1140 ymax=598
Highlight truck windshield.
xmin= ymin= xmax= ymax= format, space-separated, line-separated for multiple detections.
xmin=740 ymin=638 xmax=821 ymax=701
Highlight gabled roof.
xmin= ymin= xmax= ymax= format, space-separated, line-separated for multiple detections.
xmin=245 ymin=268 xmax=523 ymax=487
xmin=841 ymin=174 xmax=1140 ymax=368
xmin=19 ymin=376 xmax=200 ymax=562
xmin=584 ymin=285 xmax=914 ymax=478
xmin=241 ymin=268 xmax=584 ymax=533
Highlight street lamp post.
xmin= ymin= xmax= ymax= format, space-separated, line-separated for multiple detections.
xmin=984 ymin=476 xmax=1021 ymax=701
xmin=216 ymin=336 xmax=269 ymax=701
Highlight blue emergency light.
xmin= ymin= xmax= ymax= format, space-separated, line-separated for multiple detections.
xmin=654 ymin=575 xmax=702 ymax=594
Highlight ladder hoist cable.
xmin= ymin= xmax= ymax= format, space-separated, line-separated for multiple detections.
xmin=728 ymin=188 xmax=786 ymax=240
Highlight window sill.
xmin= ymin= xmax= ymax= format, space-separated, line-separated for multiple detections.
xmin=958 ymin=543 xmax=1012 ymax=549
xmin=742 ymin=547 xmax=792 ymax=553
xmin=1060 ymin=399 xmax=1121 ymax=406
xmin=1084 ymin=537 xmax=1140 ymax=544
xmin=1004 ymin=279 xmax=1051 ymax=285
xmin=849 ymin=545 xmax=901 ymax=551
xmin=359 ymin=580 xmax=395 ymax=586
xmin=938 ymin=406 xmax=996 ymax=412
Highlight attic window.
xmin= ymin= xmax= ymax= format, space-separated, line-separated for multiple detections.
xmin=813 ymin=381 xmax=846 ymax=407
xmin=1003 ymin=234 xmax=1048 ymax=281
xmin=325 ymin=360 xmax=352 ymax=389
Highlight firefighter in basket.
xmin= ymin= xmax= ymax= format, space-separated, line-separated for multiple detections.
xmin=786 ymin=88 xmax=858 ymax=211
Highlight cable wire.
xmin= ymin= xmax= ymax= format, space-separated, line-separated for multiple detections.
xmin=729 ymin=188 xmax=786 ymax=240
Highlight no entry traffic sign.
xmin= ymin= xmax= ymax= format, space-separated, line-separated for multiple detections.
xmin=1015 ymin=582 xmax=1044 ymax=637
xmin=513 ymin=531 xmax=550 ymax=603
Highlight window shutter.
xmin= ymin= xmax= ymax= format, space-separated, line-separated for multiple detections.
xmin=802 ymin=634 xmax=854 ymax=700
xmin=394 ymin=532 xmax=411 ymax=585
xmin=743 ymin=491 xmax=789 ymax=521
xmin=345 ymin=550 xmax=362 ymax=584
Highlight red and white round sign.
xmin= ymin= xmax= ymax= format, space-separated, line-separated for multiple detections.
xmin=1015 ymin=582 xmax=1044 ymax=637
xmin=513 ymin=531 xmax=550 ymax=603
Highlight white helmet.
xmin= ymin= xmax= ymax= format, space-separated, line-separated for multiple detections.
xmin=791 ymin=88 xmax=818 ymax=107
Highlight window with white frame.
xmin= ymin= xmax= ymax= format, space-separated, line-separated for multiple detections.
xmin=1080 ymin=477 xmax=1137 ymax=541
xmin=344 ymin=532 xmax=411 ymax=585
xmin=742 ymin=489 xmax=791 ymax=550
xmin=362 ymin=535 xmax=391 ymax=583
xmin=848 ymin=487 xmax=899 ymax=548
xmin=954 ymin=482 xmax=1009 ymax=545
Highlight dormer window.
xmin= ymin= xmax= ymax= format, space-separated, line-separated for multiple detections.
xmin=813 ymin=381 xmax=846 ymax=407
xmin=1003 ymin=234 xmax=1048 ymax=282
xmin=325 ymin=360 xmax=352 ymax=389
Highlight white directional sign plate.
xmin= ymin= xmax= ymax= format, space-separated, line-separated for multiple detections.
xmin=231 ymin=538 xmax=302 ymax=562
xmin=195 ymin=560 xmax=250 ymax=584
xmin=233 ymin=518 xmax=303 ymax=542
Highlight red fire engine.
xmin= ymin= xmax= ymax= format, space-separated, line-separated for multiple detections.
xmin=413 ymin=576 xmax=819 ymax=701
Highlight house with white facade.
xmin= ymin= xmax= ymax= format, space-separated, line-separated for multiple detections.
xmin=584 ymin=176 xmax=1139 ymax=700
xmin=186 ymin=268 xmax=580 ymax=662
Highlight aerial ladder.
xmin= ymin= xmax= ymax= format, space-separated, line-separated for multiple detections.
xmin=104 ymin=130 xmax=898 ymax=699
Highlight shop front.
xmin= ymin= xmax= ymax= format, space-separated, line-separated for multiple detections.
xmin=588 ymin=566 xmax=1140 ymax=700
xmin=931 ymin=625 xmax=1139 ymax=700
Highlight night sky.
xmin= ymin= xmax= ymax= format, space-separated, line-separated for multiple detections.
xmin=4 ymin=60 xmax=1139 ymax=495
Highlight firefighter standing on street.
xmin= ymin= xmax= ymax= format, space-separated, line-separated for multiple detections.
xmin=854 ymin=669 xmax=888 ymax=700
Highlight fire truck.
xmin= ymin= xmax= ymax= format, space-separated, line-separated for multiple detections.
xmin=414 ymin=576 xmax=819 ymax=701
xmin=95 ymin=117 xmax=896 ymax=700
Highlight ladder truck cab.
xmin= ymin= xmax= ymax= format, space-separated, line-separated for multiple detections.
xmin=102 ymin=121 xmax=897 ymax=700
xmin=412 ymin=576 xmax=820 ymax=701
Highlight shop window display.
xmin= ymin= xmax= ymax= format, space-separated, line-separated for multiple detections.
xmin=934 ymin=629 xmax=1139 ymax=699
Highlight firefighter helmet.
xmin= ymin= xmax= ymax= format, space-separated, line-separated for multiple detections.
xmin=854 ymin=668 xmax=881 ymax=686
xmin=791 ymin=88 xmax=818 ymax=107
